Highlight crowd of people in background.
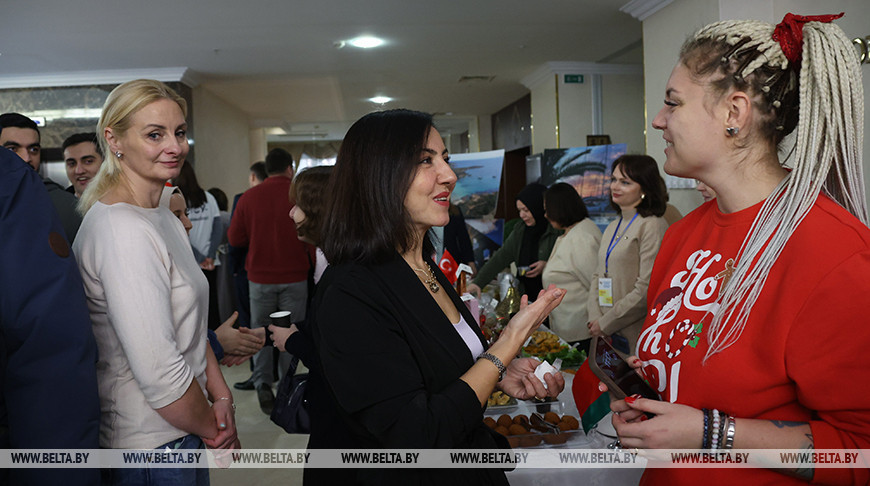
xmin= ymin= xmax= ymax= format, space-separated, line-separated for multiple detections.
xmin=2 ymin=11 xmax=869 ymax=486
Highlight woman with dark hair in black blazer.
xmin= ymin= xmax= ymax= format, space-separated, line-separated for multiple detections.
xmin=313 ymin=109 xmax=566 ymax=485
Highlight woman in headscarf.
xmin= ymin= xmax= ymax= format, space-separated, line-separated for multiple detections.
xmin=467 ymin=183 xmax=561 ymax=299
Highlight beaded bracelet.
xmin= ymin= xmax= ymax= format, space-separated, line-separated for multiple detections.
xmin=701 ymin=408 xmax=711 ymax=449
xmin=711 ymin=409 xmax=721 ymax=449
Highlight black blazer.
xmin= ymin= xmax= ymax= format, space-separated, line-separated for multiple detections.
xmin=312 ymin=252 xmax=510 ymax=485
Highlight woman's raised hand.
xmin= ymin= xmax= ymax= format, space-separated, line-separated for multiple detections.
xmin=500 ymin=284 xmax=564 ymax=343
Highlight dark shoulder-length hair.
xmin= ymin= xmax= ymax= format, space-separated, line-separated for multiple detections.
xmin=290 ymin=165 xmax=333 ymax=245
xmin=610 ymin=155 xmax=667 ymax=218
xmin=544 ymin=182 xmax=589 ymax=228
xmin=320 ymin=109 xmax=434 ymax=265
xmin=174 ymin=161 xmax=207 ymax=209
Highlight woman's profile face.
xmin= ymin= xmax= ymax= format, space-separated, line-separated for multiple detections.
xmin=610 ymin=164 xmax=643 ymax=209
xmin=109 ymin=98 xmax=188 ymax=188
xmin=403 ymin=128 xmax=456 ymax=232
xmin=169 ymin=193 xmax=193 ymax=234
xmin=517 ymin=200 xmax=535 ymax=226
xmin=651 ymin=63 xmax=724 ymax=178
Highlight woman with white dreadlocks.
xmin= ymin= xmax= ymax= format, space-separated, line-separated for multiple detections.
xmin=608 ymin=13 xmax=870 ymax=484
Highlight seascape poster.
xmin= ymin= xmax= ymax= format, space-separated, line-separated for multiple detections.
xmin=449 ymin=150 xmax=505 ymax=268
xmin=541 ymin=144 xmax=626 ymax=231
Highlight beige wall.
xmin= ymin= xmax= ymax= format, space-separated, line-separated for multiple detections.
xmin=530 ymin=75 xmax=559 ymax=152
xmin=191 ymin=86 xmax=254 ymax=199
xmin=249 ymin=128 xmax=267 ymax=166
xmin=642 ymin=0 xmax=720 ymax=215
xmin=529 ymin=70 xmax=645 ymax=155
xmin=556 ymin=76 xmax=594 ymax=149
xmin=602 ymin=73 xmax=646 ymax=155
xmin=643 ymin=0 xmax=870 ymax=216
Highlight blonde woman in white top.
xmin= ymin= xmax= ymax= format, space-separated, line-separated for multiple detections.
xmin=74 ymin=79 xmax=237 ymax=486
xmin=541 ymin=182 xmax=602 ymax=346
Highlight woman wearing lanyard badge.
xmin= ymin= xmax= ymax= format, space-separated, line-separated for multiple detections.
xmin=586 ymin=155 xmax=669 ymax=354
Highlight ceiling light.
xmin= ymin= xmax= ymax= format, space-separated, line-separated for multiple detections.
xmin=348 ymin=36 xmax=384 ymax=49
xmin=369 ymin=96 xmax=392 ymax=104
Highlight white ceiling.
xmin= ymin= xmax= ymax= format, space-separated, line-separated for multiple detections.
xmin=0 ymin=0 xmax=642 ymax=132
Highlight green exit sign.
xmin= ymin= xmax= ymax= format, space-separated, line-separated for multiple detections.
xmin=564 ymin=74 xmax=584 ymax=84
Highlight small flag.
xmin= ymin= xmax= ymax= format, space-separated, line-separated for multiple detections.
xmin=439 ymin=249 xmax=458 ymax=284
xmin=572 ymin=359 xmax=610 ymax=433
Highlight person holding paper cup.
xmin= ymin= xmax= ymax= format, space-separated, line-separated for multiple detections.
xmin=314 ymin=109 xmax=566 ymax=485
xmin=586 ymin=155 xmax=668 ymax=354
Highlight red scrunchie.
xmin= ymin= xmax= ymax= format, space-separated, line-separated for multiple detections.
xmin=772 ymin=12 xmax=844 ymax=64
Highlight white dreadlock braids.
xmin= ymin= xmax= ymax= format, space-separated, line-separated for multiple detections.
xmin=691 ymin=19 xmax=866 ymax=360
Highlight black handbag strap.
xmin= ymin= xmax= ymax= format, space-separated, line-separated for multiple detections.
xmin=286 ymin=354 xmax=301 ymax=377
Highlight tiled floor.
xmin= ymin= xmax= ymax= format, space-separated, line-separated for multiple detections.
xmin=210 ymin=362 xmax=308 ymax=486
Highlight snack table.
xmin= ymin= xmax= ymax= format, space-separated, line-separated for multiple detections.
xmin=484 ymin=373 xmax=644 ymax=486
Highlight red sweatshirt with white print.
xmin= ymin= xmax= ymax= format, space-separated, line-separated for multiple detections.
xmin=638 ymin=195 xmax=870 ymax=486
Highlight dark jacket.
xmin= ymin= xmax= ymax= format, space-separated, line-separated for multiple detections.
xmin=44 ymin=177 xmax=82 ymax=243
xmin=312 ymin=253 xmax=510 ymax=485
xmin=0 ymin=150 xmax=100 ymax=486
xmin=443 ymin=207 xmax=474 ymax=264
xmin=283 ymin=270 xmax=360 ymax=485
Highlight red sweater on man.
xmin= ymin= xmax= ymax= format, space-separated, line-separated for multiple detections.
xmin=637 ymin=195 xmax=870 ymax=485
xmin=227 ymin=175 xmax=312 ymax=284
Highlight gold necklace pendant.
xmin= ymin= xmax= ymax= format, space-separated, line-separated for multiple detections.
xmin=413 ymin=265 xmax=440 ymax=293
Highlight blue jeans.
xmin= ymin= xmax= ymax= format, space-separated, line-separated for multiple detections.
xmin=101 ymin=435 xmax=209 ymax=486
xmin=249 ymin=280 xmax=307 ymax=387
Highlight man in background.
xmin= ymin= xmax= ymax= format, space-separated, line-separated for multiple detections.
xmin=247 ymin=160 xmax=267 ymax=189
xmin=0 ymin=113 xmax=81 ymax=242
xmin=230 ymin=161 xmax=266 ymax=391
xmin=228 ymin=150 xmax=312 ymax=414
xmin=62 ymin=132 xmax=104 ymax=198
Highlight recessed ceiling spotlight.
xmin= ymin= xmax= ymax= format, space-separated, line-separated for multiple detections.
xmin=348 ymin=36 xmax=385 ymax=49
xmin=369 ymin=96 xmax=392 ymax=104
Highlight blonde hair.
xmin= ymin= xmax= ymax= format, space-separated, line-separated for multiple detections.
xmin=683 ymin=19 xmax=865 ymax=360
xmin=77 ymin=79 xmax=187 ymax=214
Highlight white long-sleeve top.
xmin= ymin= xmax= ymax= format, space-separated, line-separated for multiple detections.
xmin=187 ymin=191 xmax=222 ymax=264
xmin=73 ymin=201 xmax=209 ymax=449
